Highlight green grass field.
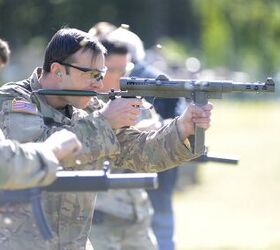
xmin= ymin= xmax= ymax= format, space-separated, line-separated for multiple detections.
xmin=174 ymin=100 xmax=280 ymax=250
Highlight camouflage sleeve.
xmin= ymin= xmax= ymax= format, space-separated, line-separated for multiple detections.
xmin=113 ymin=118 xmax=197 ymax=173
xmin=38 ymin=111 xmax=120 ymax=169
xmin=0 ymin=140 xmax=59 ymax=189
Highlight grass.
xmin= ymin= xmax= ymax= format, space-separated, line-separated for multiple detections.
xmin=174 ymin=100 xmax=280 ymax=250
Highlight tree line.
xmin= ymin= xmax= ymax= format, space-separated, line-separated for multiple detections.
xmin=0 ymin=0 xmax=279 ymax=79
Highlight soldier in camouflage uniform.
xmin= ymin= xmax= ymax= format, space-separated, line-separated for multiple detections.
xmin=0 ymin=129 xmax=81 ymax=189
xmin=0 ymin=53 xmax=81 ymax=189
xmin=0 ymin=27 xmax=212 ymax=250
xmin=86 ymin=35 xmax=157 ymax=250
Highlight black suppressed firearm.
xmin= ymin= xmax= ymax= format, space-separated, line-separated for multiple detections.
xmin=33 ymin=75 xmax=275 ymax=155
xmin=0 ymin=162 xmax=158 ymax=241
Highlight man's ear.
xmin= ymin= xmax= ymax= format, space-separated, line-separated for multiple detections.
xmin=50 ymin=62 xmax=64 ymax=78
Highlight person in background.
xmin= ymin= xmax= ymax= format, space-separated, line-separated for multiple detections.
xmin=0 ymin=38 xmax=10 ymax=68
xmin=103 ymin=23 xmax=183 ymax=250
xmin=88 ymin=24 xmax=158 ymax=250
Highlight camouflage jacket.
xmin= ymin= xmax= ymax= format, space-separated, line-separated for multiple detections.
xmin=91 ymin=99 xmax=161 ymax=222
xmin=0 ymin=68 xmax=196 ymax=250
xmin=0 ymin=138 xmax=58 ymax=189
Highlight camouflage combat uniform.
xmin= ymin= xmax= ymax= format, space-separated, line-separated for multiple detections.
xmin=0 ymin=137 xmax=58 ymax=189
xmin=88 ymin=99 xmax=159 ymax=250
xmin=0 ymin=68 xmax=196 ymax=250
xmin=90 ymin=183 xmax=157 ymax=250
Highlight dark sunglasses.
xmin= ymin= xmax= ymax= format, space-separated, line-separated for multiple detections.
xmin=59 ymin=62 xmax=107 ymax=81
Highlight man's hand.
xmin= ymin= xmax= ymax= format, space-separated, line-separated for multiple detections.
xmin=177 ymin=103 xmax=213 ymax=141
xmin=99 ymin=98 xmax=143 ymax=129
xmin=44 ymin=129 xmax=82 ymax=161
xmin=0 ymin=129 xmax=5 ymax=141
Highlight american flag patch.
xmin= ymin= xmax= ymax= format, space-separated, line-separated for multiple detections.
xmin=11 ymin=99 xmax=38 ymax=115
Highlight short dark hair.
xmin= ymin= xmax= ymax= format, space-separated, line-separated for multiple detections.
xmin=100 ymin=39 xmax=129 ymax=57
xmin=0 ymin=39 xmax=11 ymax=66
xmin=43 ymin=27 xmax=106 ymax=72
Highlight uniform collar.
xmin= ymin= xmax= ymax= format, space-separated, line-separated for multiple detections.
xmin=30 ymin=67 xmax=73 ymax=124
xmin=30 ymin=67 xmax=43 ymax=91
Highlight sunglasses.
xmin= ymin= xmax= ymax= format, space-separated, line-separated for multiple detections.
xmin=59 ymin=62 xmax=107 ymax=81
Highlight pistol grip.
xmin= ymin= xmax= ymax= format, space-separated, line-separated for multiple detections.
xmin=190 ymin=92 xmax=208 ymax=155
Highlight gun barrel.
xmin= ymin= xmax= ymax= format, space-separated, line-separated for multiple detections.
xmin=230 ymin=77 xmax=275 ymax=92
xmin=43 ymin=171 xmax=158 ymax=192
xmin=107 ymin=173 xmax=159 ymax=189
xmin=34 ymin=89 xmax=99 ymax=96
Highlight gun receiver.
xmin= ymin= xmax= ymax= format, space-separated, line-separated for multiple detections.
xmin=120 ymin=76 xmax=275 ymax=154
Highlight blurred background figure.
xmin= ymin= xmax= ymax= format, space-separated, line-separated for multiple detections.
xmin=88 ymin=22 xmax=158 ymax=250
xmin=91 ymin=22 xmax=195 ymax=250
xmin=0 ymin=38 xmax=10 ymax=68
xmin=88 ymin=21 xmax=116 ymax=41
xmin=107 ymin=24 xmax=181 ymax=250
xmin=108 ymin=23 xmax=182 ymax=250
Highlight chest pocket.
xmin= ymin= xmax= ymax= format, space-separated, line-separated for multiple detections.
xmin=0 ymin=100 xmax=45 ymax=143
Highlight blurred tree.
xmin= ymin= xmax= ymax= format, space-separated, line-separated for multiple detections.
xmin=192 ymin=0 xmax=280 ymax=78
xmin=0 ymin=0 xmax=279 ymax=79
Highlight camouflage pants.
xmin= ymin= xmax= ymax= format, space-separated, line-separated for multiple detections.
xmin=88 ymin=212 xmax=158 ymax=250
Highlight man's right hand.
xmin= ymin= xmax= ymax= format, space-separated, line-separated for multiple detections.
xmin=177 ymin=102 xmax=213 ymax=142
xmin=99 ymin=98 xmax=143 ymax=129
xmin=44 ymin=129 xmax=82 ymax=161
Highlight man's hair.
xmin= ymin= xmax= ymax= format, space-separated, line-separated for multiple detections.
xmin=89 ymin=22 xmax=144 ymax=62
xmin=105 ymin=26 xmax=145 ymax=63
xmin=88 ymin=22 xmax=117 ymax=40
xmin=88 ymin=23 xmax=128 ymax=56
xmin=43 ymin=27 xmax=106 ymax=72
xmin=0 ymin=39 xmax=11 ymax=66
xmin=100 ymin=39 xmax=129 ymax=57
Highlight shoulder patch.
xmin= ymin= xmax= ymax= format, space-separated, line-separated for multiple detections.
xmin=11 ymin=99 xmax=38 ymax=115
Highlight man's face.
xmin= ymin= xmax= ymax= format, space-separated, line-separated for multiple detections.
xmin=101 ymin=53 xmax=130 ymax=92
xmin=0 ymin=58 xmax=4 ymax=68
xmin=59 ymin=49 xmax=106 ymax=109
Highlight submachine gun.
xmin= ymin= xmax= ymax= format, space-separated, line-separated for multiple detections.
xmin=29 ymin=75 xmax=274 ymax=238
xmin=0 ymin=161 xmax=158 ymax=241
xmin=119 ymin=76 xmax=275 ymax=155
xmin=34 ymin=75 xmax=275 ymax=155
